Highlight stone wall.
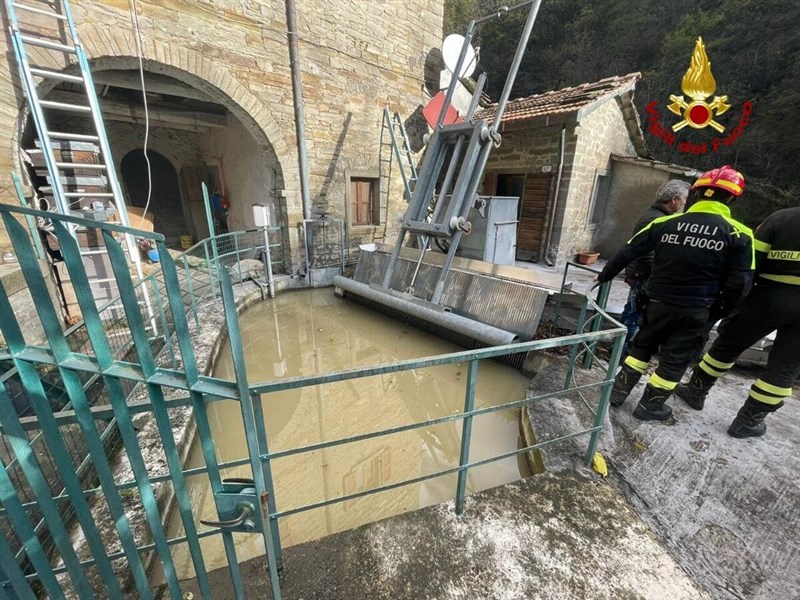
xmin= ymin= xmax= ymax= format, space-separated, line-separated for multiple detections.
xmin=592 ymin=159 xmax=693 ymax=257
xmin=0 ymin=0 xmax=444 ymax=268
xmin=552 ymin=99 xmax=636 ymax=263
xmin=486 ymin=122 xmax=567 ymax=172
xmin=0 ymin=261 xmax=60 ymax=346
xmin=483 ymin=120 xmax=577 ymax=263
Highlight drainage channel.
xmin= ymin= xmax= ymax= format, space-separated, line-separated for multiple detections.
xmin=154 ymin=287 xmax=531 ymax=582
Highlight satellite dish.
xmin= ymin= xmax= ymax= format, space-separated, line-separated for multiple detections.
xmin=442 ymin=34 xmax=477 ymax=79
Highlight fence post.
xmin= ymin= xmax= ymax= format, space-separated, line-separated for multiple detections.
xmin=582 ymin=281 xmax=612 ymax=369
xmin=565 ymin=295 xmax=588 ymax=389
xmin=182 ymin=255 xmax=200 ymax=327
xmin=455 ymin=358 xmax=479 ymax=515
xmin=251 ymin=393 xmax=283 ymax=570
xmin=586 ymin=328 xmax=625 ymax=465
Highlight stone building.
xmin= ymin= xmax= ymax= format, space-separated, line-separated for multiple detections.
xmin=479 ymin=73 xmax=650 ymax=264
xmin=0 ymin=0 xmax=444 ymax=279
xmin=592 ymin=155 xmax=698 ymax=257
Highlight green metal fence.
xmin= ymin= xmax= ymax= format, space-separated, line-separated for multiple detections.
xmin=0 ymin=202 xmax=624 ymax=600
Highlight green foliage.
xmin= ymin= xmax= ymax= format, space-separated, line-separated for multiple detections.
xmin=443 ymin=0 xmax=800 ymax=225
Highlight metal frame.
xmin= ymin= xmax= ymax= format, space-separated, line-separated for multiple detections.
xmin=379 ymin=0 xmax=544 ymax=306
xmin=0 ymin=203 xmax=624 ymax=599
xmin=4 ymin=0 xmax=148 ymax=292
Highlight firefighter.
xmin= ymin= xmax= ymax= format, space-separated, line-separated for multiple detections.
xmin=597 ymin=165 xmax=754 ymax=421
xmin=675 ymin=206 xmax=800 ymax=438
xmin=619 ymin=179 xmax=690 ymax=355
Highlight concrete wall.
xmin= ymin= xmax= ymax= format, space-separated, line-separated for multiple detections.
xmin=0 ymin=0 xmax=443 ymax=271
xmin=200 ymin=118 xmax=278 ymax=234
xmin=552 ymin=99 xmax=637 ymax=263
xmin=592 ymin=159 xmax=692 ymax=257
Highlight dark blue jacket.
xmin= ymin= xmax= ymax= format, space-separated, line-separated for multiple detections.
xmin=599 ymin=201 xmax=754 ymax=308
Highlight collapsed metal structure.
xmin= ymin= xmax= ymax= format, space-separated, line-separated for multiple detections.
xmin=335 ymin=0 xmax=545 ymax=346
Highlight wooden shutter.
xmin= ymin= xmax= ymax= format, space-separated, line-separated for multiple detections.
xmin=351 ymin=179 xmax=375 ymax=225
xmin=517 ymin=173 xmax=551 ymax=260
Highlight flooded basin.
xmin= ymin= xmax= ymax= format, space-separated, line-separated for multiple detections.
xmin=164 ymin=288 xmax=530 ymax=579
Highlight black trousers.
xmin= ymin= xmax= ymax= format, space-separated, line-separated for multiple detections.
xmin=709 ymin=282 xmax=800 ymax=391
xmin=628 ymin=301 xmax=711 ymax=387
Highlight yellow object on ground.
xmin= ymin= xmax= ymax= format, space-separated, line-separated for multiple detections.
xmin=180 ymin=234 xmax=194 ymax=249
xmin=592 ymin=451 xmax=608 ymax=477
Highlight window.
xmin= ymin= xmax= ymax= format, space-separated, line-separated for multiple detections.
xmin=588 ymin=170 xmax=611 ymax=225
xmin=496 ymin=173 xmax=525 ymax=199
xmin=349 ymin=176 xmax=379 ymax=226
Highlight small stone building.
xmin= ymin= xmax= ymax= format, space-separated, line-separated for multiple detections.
xmin=592 ymin=155 xmax=698 ymax=257
xmin=479 ymin=73 xmax=650 ymax=264
xmin=0 ymin=0 xmax=443 ymax=276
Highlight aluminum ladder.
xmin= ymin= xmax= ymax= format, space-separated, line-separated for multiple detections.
xmin=4 ymin=0 xmax=147 ymax=300
xmin=382 ymin=108 xmax=418 ymax=202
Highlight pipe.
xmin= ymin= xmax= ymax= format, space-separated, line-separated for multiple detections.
xmin=285 ymin=0 xmax=312 ymax=221
xmin=543 ymin=125 xmax=566 ymax=266
xmin=333 ymin=276 xmax=519 ymax=347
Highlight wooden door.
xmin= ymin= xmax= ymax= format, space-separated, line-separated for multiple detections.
xmin=518 ymin=173 xmax=551 ymax=261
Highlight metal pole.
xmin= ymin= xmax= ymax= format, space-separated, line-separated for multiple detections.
xmin=285 ymin=0 xmax=312 ymax=221
xmin=586 ymin=328 xmax=625 ymax=465
xmin=10 ymin=172 xmax=45 ymax=260
xmin=565 ymin=295 xmax=588 ymax=390
xmin=554 ymin=262 xmax=572 ymax=328
xmin=455 ymin=359 xmax=479 ymax=515
xmin=263 ymin=227 xmax=276 ymax=298
xmin=303 ymin=219 xmax=313 ymax=287
xmin=582 ymin=281 xmax=611 ymax=369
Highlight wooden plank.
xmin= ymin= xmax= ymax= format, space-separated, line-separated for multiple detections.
xmin=517 ymin=173 xmax=550 ymax=256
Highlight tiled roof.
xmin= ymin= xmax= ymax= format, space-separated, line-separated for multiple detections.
xmin=478 ymin=73 xmax=641 ymax=123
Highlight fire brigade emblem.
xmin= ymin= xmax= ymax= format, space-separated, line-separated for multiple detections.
xmin=667 ymin=37 xmax=731 ymax=133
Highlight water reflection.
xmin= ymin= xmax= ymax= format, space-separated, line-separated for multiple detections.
xmin=164 ymin=288 xmax=529 ymax=579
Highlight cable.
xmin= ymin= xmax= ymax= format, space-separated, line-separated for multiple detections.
xmin=129 ymin=0 xmax=152 ymax=230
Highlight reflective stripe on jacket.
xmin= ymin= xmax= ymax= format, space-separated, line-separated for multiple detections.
xmin=753 ymin=206 xmax=800 ymax=285
xmin=599 ymin=201 xmax=755 ymax=308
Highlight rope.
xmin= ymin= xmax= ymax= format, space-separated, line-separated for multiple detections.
xmin=129 ymin=0 xmax=152 ymax=230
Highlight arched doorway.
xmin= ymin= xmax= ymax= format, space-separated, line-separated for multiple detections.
xmin=121 ymin=150 xmax=190 ymax=247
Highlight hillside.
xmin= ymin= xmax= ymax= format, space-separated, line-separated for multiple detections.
xmin=444 ymin=0 xmax=800 ymax=225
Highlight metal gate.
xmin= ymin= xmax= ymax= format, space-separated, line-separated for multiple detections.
xmin=0 ymin=203 xmax=280 ymax=599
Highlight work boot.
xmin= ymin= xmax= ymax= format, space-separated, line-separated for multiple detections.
xmin=674 ymin=369 xmax=717 ymax=411
xmin=728 ymin=398 xmax=783 ymax=439
xmin=632 ymin=384 xmax=673 ymax=421
xmin=610 ymin=363 xmax=643 ymax=407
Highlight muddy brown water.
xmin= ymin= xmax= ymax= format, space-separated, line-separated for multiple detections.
xmin=161 ymin=288 xmax=530 ymax=580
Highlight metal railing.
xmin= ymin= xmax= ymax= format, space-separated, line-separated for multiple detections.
xmin=0 ymin=225 xmax=280 ymax=582
xmin=0 ymin=201 xmax=625 ymax=600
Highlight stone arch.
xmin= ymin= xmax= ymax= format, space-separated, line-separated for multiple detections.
xmin=11 ymin=32 xmax=300 ymax=220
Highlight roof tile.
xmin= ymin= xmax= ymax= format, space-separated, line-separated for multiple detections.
xmin=478 ymin=72 xmax=641 ymax=123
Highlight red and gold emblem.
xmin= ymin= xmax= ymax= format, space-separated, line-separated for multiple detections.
xmin=667 ymin=37 xmax=731 ymax=133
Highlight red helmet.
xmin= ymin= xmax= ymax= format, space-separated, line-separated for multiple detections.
xmin=691 ymin=165 xmax=745 ymax=197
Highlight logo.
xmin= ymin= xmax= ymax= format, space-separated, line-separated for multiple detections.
xmin=644 ymin=37 xmax=752 ymax=155
xmin=667 ymin=37 xmax=730 ymax=132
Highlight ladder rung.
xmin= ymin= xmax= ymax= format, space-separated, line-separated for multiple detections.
xmin=48 ymin=132 xmax=100 ymax=142
xmin=87 ymin=277 xmax=117 ymax=284
xmin=19 ymin=35 xmax=76 ymax=53
xmin=40 ymin=100 xmax=91 ymax=113
xmin=56 ymin=162 xmax=107 ymax=170
xmin=64 ymin=192 xmax=113 ymax=198
xmin=29 ymin=67 xmax=83 ymax=84
xmin=12 ymin=3 xmax=67 ymax=20
xmin=80 ymin=249 xmax=109 ymax=256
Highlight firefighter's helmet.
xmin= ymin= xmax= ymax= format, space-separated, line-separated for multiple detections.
xmin=691 ymin=165 xmax=745 ymax=198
